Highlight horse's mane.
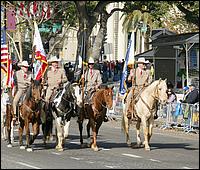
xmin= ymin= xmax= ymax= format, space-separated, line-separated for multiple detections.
xmin=24 ymin=80 xmax=41 ymax=101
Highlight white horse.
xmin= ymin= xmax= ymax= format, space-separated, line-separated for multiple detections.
xmin=51 ymin=82 xmax=78 ymax=151
xmin=121 ymin=79 xmax=168 ymax=151
xmin=1 ymin=88 xmax=14 ymax=147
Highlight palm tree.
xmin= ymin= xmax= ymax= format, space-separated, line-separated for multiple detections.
xmin=122 ymin=9 xmax=153 ymax=54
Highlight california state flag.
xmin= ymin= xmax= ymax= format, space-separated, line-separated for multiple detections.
xmin=33 ymin=21 xmax=48 ymax=80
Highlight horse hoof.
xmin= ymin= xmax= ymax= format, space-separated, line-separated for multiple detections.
xmin=91 ymin=144 xmax=99 ymax=151
xmin=7 ymin=144 xmax=12 ymax=148
xmin=20 ymin=146 xmax=26 ymax=150
xmin=56 ymin=146 xmax=64 ymax=152
xmin=92 ymin=147 xmax=99 ymax=151
xmin=80 ymin=144 xmax=85 ymax=148
xmin=145 ymin=147 xmax=151 ymax=151
xmin=27 ymin=147 xmax=33 ymax=152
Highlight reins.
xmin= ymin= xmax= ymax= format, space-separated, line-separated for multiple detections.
xmin=138 ymin=83 xmax=160 ymax=112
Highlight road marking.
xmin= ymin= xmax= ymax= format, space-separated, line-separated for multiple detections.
xmin=122 ymin=153 xmax=142 ymax=158
xmin=51 ymin=152 xmax=61 ymax=155
xmin=69 ymin=141 xmax=80 ymax=144
xmin=149 ymin=158 xmax=161 ymax=162
xmin=182 ymin=166 xmax=193 ymax=169
xmin=70 ymin=157 xmax=83 ymax=160
xmin=99 ymin=147 xmax=111 ymax=151
xmin=16 ymin=161 xmax=41 ymax=169
xmin=105 ymin=165 xmax=120 ymax=168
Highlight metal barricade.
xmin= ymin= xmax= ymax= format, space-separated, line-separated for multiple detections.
xmin=159 ymin=102 xmax=199 ymax=133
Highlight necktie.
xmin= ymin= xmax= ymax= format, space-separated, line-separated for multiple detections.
xmin=24 ymin=74 xmax=27 ymax=79
xmin=90 ymin=69 xmax=93 ymax=76
xmin=140 ymin=70 xmax=142 ymax=75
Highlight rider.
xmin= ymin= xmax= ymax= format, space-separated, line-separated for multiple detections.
xmin=43 ymin=55 xmax=68 ymax=140
xmin=81 ymin=57 xmax=108 ymax=122
xmin=44 ymin=56 xmax=68 ymax=103
xmin=13 ymin=60 xmax=32 ymax=123
xmin=126 ymin=57 xmax=152 ymax=120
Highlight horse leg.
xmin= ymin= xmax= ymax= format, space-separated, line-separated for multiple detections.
xmin=18 ymin=118 xmax=25 ymax=149
xmin=86 ymin=119 xmax=91 ymax=147
xmin=148 ymin=117 xmax=154 ymax=143
xmin=6 ymin=114 xmax=12 ymax=147
xmin=29 ymin=122 xmax=39 ymax=145
xmin=78 ymin=120 xmax=84 ymax=147
xmin=24 ymin=120 xmax=32 ymax=152
xmin=55 ymin=118 xmax=64 ymax=151
xmin=121 ymin=110 xmax=131 ymax=146
xmin=141 ymin=118 xmax=150 ymax=151
xmin=136 ymin=119 xmax=142 ymax=147
xmin=64 ymin=120 xmax=70 ymax=139
xmin=10 ymin=120 xmax=14 ymax=143
xmin=90 ymin=119 xmax=98 ymax=151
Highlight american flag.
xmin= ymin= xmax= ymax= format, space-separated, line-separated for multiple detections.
xmin=1 ymin=29 xmax=14 ymax=96
xmin=1 ymin=29 xmax=8 ymax=74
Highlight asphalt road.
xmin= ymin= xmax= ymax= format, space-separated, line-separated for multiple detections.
xmin=1 ymin=118 xmax=199 ymax=169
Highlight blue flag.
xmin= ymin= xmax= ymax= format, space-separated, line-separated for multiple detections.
xmin=119 ymin=33 xmax=134 ymax=95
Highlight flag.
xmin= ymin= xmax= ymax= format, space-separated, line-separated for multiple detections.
xmin=33 ymin=21 xmax=48 ymax=81
xmin=1 ymin=30 xmax=14 ymax=95
xmin=1 ymin=29 xmax=8 ymax=74
xmin=6 ymin=5 xmax=16 ymax=31
xmin=119 ymin=33 xmax=134 ymax=95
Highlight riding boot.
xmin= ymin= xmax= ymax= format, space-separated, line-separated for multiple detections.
xmin=127 ymin=98 xmax=133 ymax=119
xmin=127 ymin=99 xmax=137 ymax=121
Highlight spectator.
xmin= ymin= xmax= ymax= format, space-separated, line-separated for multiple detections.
xmin=167 ymin=88 xmax=177 ymax=104
xmin=182 ymin=84 xmax=199 ymax=104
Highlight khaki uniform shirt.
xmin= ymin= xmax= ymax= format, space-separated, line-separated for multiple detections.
xmin=128 ymin=67 xmax=151 ymax=87
xmin=46 ymin=67 xmax=68 ymax=90
xmin=14 ymin=69 xmax=32 ymax=90
xmin=84 ymin=68 xmax=102 ymax=92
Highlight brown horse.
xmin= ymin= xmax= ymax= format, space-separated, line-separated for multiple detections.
xmin=18 ymin=79 xmax=42 ymax=152
xmin=79 ymin=86 xmax=114 ymax=151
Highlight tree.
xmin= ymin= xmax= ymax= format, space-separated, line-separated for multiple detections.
xmin=5 ymin=1 xmax=77 ymax=61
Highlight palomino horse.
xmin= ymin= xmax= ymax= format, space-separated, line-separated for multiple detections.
xmin=83 ymin=86 xmax=114 ymax=151
xmin=121 ymin=79 xmax=168 ymax=151
xmin=51 ymin=81 xmax=77 ymax=151
xmin=18 ymin=79 xmax=42 ymax=152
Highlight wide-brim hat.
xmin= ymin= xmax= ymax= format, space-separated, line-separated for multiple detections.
xmin=88 ymin=57 xmax=94 ymax=64
xmin=18 ymin=61 xmax=29 ymax=67
xmin=47 ymin=56 xmax=61 ymax=63
xmin=136 ymin=57 xmax=146 ymax=64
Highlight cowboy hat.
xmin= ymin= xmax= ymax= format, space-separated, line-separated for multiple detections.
xmin=18 ymin=60 xmax=29 ymax=67
xmin=136 ymin=57 xmax=146 ymax=64
xmin=88 ymin=57 xmax=94 ymax=64
xmin=47 ymin=56 xmax=61 ymax=63
xmin=128 ymin=57 xmax=135 ymax=65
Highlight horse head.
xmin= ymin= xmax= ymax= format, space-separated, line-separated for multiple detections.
xmin=156 ymin=79 xmax=168 ymax=105
xmin=31 ymin=79 xmax=42 ymax=104
xmin=103 ymin=86 xmax=114 ymax=110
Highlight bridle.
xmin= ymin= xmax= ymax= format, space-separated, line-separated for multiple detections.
xmin=138 ymin=83 xmax=160 ymax=112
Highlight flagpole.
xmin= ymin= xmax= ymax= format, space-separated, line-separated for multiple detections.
xmin=81 ymin=21 xmax=86 ymax=107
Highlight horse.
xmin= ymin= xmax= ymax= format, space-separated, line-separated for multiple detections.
xmin=121 ymin=79 xmax=168 ymax=151
xmin=80 ymin=86 xmax=114 ymax=151
xmin=50 ymin=81 xmax=77 ymax=151
xmin=1 ymin=87 xmax=15 ymax=147
xmin=18 ymin=79 xmax=42 ymax=152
